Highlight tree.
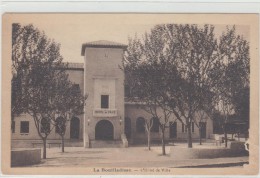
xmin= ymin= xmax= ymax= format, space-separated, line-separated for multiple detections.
xmin=124 ymin=24 xmax=249 ymax=150
xmin=11 ymin=23 xmax=30 ymax=124
xmin=232 ymin=86 xmax=249 ymax=139
xmin=194 ymin=110 xmax=209 ymax=145
xmin=124 ymin=61 xmax=173 ymax=155
xmin=161 ymin=24 xmax=219 ymax=148
xmin=124 ymin=24 xmax=219 ymax=150
xmin=193 ymin=88 xmax=215 ymax=145
xmin=212 ymin=26 xmax=250 ymax=147
xmin=11 ymin=23 xmax=85 ymax=158
xmin=124 ymin=33 xmax=180 ymax=155
xmin=144 ymin=117 xmax=153 ymax=151
xmin=54 ymin=82 xmax=85 ymax=152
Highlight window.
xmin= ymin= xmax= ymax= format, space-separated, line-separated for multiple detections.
xmin=151 ymin=117 xmax=160 ymax=132
xmin=20 ymin=121 xmax=29 ymax=134
xmin=12 ymin=121 xmax=15 ymax=133
xmin=169 ymin=122 xmax=177 ymax=138
xmin=40 ymin=118 xmax=50 ymax=133
xmin=182 ymin=123 xmax=188 ymax=133
xmin=136 ymin=117 xmax=145 ymax=133
xmin=101 ymin=95 xmax=109 ymax=108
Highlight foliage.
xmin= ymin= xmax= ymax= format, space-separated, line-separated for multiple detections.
xmin=212 ymin=27 xmax=250 ymax=146
xmin=11 ymin=23 xmax=86 ymax=157
xmin=124 ymin=24 xmax=250 ymax=149
xmin=124 ymin=30 xmax=180 ymax=154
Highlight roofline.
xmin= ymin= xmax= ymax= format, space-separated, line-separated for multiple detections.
xmin=81 ymin=44 xmax=127 ymax=56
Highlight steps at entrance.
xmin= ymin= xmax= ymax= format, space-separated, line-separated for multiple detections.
xmin=90 ymin=140 xmax=122 ymax=148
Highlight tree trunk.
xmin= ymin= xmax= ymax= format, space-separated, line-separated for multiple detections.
xmin=43 ymin=138 xmax=47 ymax=159
xmin=199 ymin=127 xmax=202 ymax=145
xmin=147 ymin=131 xmax=151 ymax=151
xmin=161 ymin=128 xmax=166 ymax=155
xmin=62 ymin=135 xmax=65 ymax=152
xmin=187 ymin=122 xmax=193 ymax=148
xmin=224 ymin=126 xmax=228 ymax=148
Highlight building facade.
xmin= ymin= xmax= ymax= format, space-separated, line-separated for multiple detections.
xmin=11 ymin=40 xmax=213 ymax=148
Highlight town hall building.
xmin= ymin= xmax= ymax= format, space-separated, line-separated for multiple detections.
xmin=11 ymin=40 xmax=213 ymax=148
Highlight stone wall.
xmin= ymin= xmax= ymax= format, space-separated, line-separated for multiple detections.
xmin=11 ymin=149 xmax=41 ymax=167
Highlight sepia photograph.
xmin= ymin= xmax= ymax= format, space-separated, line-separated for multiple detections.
xmin=1 ymin=13 xmax=259 ymax=175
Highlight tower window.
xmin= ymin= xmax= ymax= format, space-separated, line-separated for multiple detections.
xmin=20 ymin=121 xmax=29 ymax=134
xmin=101 ymin=95 xmax=109 ymax=109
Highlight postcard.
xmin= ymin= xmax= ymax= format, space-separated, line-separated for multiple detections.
xmin=2 ymin=13 xmax=259 ymax=175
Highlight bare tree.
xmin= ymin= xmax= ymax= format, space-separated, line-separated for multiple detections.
xmin=144 ymin=117 xmax=153 ymax=151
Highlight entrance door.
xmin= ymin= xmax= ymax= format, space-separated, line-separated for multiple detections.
xmin=169 ymin=122 xmax=177 ymax=138
xmin=95 ymin=120 xmax=114 ymax=140
xmin=70 ymin=117 xmax=80 ymax=139
xmin=125 ymin=117 xmax=131 ymax=139
xmin=200 ymin=122 xmax=207 ymax=139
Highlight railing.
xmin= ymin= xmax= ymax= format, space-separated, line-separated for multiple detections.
xmin=93 ymin=109 xmax=117 ymax=117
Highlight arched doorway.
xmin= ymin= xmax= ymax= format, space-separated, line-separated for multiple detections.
xmin=125 ymin=117 xmax=131 ymax=139
xmin=95 ymin=120 xmax=114 ymax=140
xmin=70 ymin=117 xmax=80 ymax=139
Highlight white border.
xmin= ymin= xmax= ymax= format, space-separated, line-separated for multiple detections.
xmin=0 ymin=2 xmax=260 ymax=13
xmin=0 ymin=1 xmax=259 ymax=178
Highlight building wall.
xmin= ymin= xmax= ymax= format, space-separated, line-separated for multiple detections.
xmin=83 ymin=47 xmax=125 ymax=146
xmin=12 ymin=67 xmax=84 ymax=141
xmin=125 ymin=104 xmax=214 ymax=143
xmin=12 ymin=113 xmax=84 ymax=140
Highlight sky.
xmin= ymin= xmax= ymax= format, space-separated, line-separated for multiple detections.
xmin=6 ymin=14 xmax=250 ymax=63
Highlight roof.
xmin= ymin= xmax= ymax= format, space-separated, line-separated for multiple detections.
xmin=81 ymin=40 xmax=127 ymax=56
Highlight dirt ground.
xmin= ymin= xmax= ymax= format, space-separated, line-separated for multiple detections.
xmin=26 ymin=143 xmax=249 ymax=168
